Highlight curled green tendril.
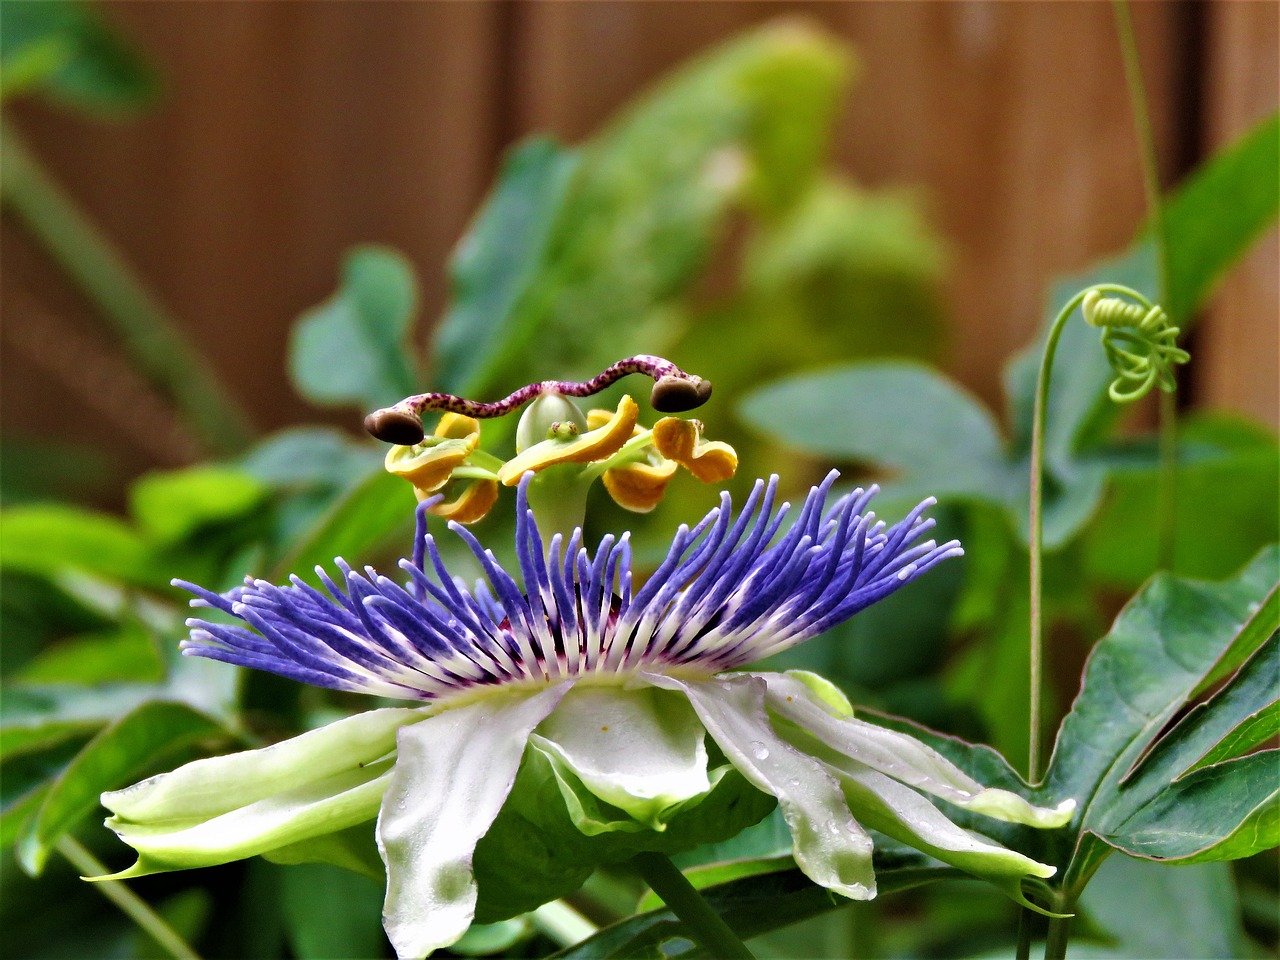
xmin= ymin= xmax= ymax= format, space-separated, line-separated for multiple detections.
xmin=1081 ymin=289 xmax=1189 ymax=403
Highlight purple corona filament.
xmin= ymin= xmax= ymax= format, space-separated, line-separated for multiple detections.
xmin=364 ymin=355 xmax=712 ymax=445
xmin=175 ymin=473 xmax=963 ymax=704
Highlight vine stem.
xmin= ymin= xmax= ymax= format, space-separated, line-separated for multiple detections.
xmin=1113 ymin=0 xmax=1178 ymax=570
xmin=1028 ymin=283 xmax=1148 ymax=782
xmin=630 ymin=852 xmax=758 ymax=960
xmin=57 ymin=836 xmax=201 ymax=960
xmin=0 ymin=121 xmax=254 ymax=455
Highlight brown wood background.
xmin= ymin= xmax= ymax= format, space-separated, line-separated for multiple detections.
xmin=2 ymin=1 xmax=1277 ymax=489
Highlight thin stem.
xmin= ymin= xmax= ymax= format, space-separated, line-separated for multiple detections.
xmin=0 ymin=121 xmax=254 ymax=455
xmin=1114 ymin=0 xmax=1178 ymax=570
xmin=1028 ymin=282 xmax=1145 ymax=781
xmin=1155 ymin=387 xmax=1178 ymax=568
xmin=57 ymin=836 xmax=201 ymax=960
xmin=1015 ymin=906 xmax=1035 ymax=960
xmin=630 ymin=852 xmax=757 ymax=960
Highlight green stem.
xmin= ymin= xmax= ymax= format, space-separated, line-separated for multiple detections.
xmin=1155 ymin=387 xmax=1178 ymax=568
xmin=530 ymin=899 xmax=599 ymax=948
xmin=1044 ymin=911 xmax=1075 ymax=960
xmin=0 ymin=121 xmax=254 ymax=455
xmin=57 ymin=836 xmax=201 ymax=960
xmin=630 ymin=852 xmax=757 ymax=960
xmin=1015 ymin=906 xmax=1035 ymax=960
xmin=1028 ymin=283 xmax=1146 ymax=781
xmin=1113 ymin=0 xmax=1178 ymax=570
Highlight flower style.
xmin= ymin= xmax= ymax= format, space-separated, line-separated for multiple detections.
xmin=100 ymin=474 xmax=1073 ymax=959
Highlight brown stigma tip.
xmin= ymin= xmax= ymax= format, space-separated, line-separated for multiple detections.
xmin=364 ymin=409 xmax=425 ymax=445
xmin=650 ymin=375 xmax=713 ymax=413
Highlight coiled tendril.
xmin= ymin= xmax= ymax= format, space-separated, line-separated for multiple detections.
xmin=1081 ymin=289 xmax=1189 ymax=403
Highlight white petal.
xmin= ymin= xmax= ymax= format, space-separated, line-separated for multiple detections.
xmin=531 ymin=684 xmax=711 ymax=829
xmin=377 ymin=683 xmax=571 ymax=959
xmin=642 ymin=672 xmax=875 ymax=900
xmin=762 ymin=673 xmax=1073 ymax=827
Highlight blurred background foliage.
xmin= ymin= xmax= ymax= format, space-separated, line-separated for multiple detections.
xmin=1 ymin=3 xmax=1277 ymax=959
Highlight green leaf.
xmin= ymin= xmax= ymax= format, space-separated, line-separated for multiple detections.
xmin=270 ymin=468 xmax=415 ymax=584
xmin=1107 ymin=750 xmax=1277 ymax=863
xmin=1078 ymin=856 xmax=1247 ymax=959
xmin=1043 ymin=547 xmax=1280 ymax=890
xmin=0 ymin=0 xmax=159 ymax=112
xmin=289 ymin=245 xmax=419 ymax=411
xmin=548 ymin=861 xmax=947 ymax=960
xmin=14 ymin=622 xmax=164 ymax=685
xmin=738 ymin=363 xmax=1012 ymax=504
xmin=280 ymin=862 xmax=388 ymax=960
xmin=0 ymin=505 xmax=161 ymax=587
xmin=17 ymin=700 xmax=227 ymax=875
xmin=1163 ymin=111 xmax=1280 ymax=323
xmin=432 ymin=138 xmax=582 ymax=395
xmin=129 ymin=465 xmax=267 ymax=547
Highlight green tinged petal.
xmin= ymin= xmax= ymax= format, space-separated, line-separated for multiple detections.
xmin=98 ymin=707 xmax=426 ymax=878
xmin=377 ymin=685 xmax=571 ymax=960
xmin=762 ymin=673 xmax=1073 ymax=827
xmin=532 ymin=685 xmax=712 ymax=829
xmin=643 ymin=672 xmax=877 ymax=900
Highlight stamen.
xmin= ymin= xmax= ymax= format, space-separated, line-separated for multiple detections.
xmin=363 ymin=355 xmax=712 ymax=443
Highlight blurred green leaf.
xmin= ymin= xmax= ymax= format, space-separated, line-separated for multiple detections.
xmin=433 ymin=138 xmax=582 ymax=395
xmin=18 ymin=700 xmax=227 ymax=875
xmin=1163 ymin=111 xmax=1279 ymax=323
xmin=280 ymin=862 xmax=388 ymax=960
xmin=1078 ymin=856 xmax=1247 ymax=959
xmin=289 ymin=245 xmax=419 ymax=412
xmin=1084 ymin=413 xmax=1280 ymax=587
xmin=15 ymin=621 xmax=164 ymax=685
xmin=129 ymin=466 xmax=267 ymax=548
xmin=0 ymin=0 xmax=159 ymax=112
xmin=0 ymin=505 xmax=162 ymax=586
xmin=270 ymin=468 xmax=415 ymax=584
xmin=0 ymin=570 xmax=116 ymax=673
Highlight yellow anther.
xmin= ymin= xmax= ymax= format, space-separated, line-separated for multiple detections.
xmin=427 ymin=479 xmax=499 ymax=525
xmin=385 ymin=415 xmax=482 ymax=494
xmin=497 ymin=395 xmax=639 ymax=486
xmin=603 ymin=458 xmax=679 ymax=513
xmin=652 ymin=417 xmax=738 ymax=484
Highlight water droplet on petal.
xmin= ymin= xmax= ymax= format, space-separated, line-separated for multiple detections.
xmin=749 ymin=740 xmax=770 ymax=760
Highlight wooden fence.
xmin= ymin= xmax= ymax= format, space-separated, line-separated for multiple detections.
xmin=2 ymin=1 xmax=1276 ymax=485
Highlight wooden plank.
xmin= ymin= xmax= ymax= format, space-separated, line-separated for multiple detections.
xmin=1197 ymin=0 xmax=1279 ymax=429
xmin=507 ymin=2 xmax=1183 ymax=413
xmin=2 ymin=1 xmax=503 ymax=453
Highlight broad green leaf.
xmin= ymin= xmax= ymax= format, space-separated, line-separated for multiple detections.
xmin=280 ymin=862 xmax=387 ymax=960
xmin=1078 ymin=855 xmax=1247 ymax=959
xmin=270 ymin=468 xmax=415 ymax=585
xmin=548 ymin=862 xmax=947 ymax=960
xmin=432 ymin=138 xmax=582 ymax=395
xmin=0 ymin=505 xmax=161 ymax=587
xmin=0 ymin=783 xmax=49 ymax=851
xmin=1106 ymin=750 xmax=1278 ymax=863
xmin=738 ymin=363 xmax=1011 ymax=504
xmin=0 ymin=0 xmax=158 ymax=112
xmin=1043 ymin=547 xmax=1280 ymax=891
xmin=289 ymin=246 xmax=419 ymax=411
xmin=0 ymin=719 xmax=98 ymax=759
xmin=0 ymin=570 xmax=115 ymax=674
xmin=1 ymin=683 xmax=162 ymax=731
xmin=17 ymin=700 xmax=227 ymax=875
xmin=129 ymin=465 xmax=267 ymax=547
xmin=1163 ymin=111 xmax=1280 ymax=323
